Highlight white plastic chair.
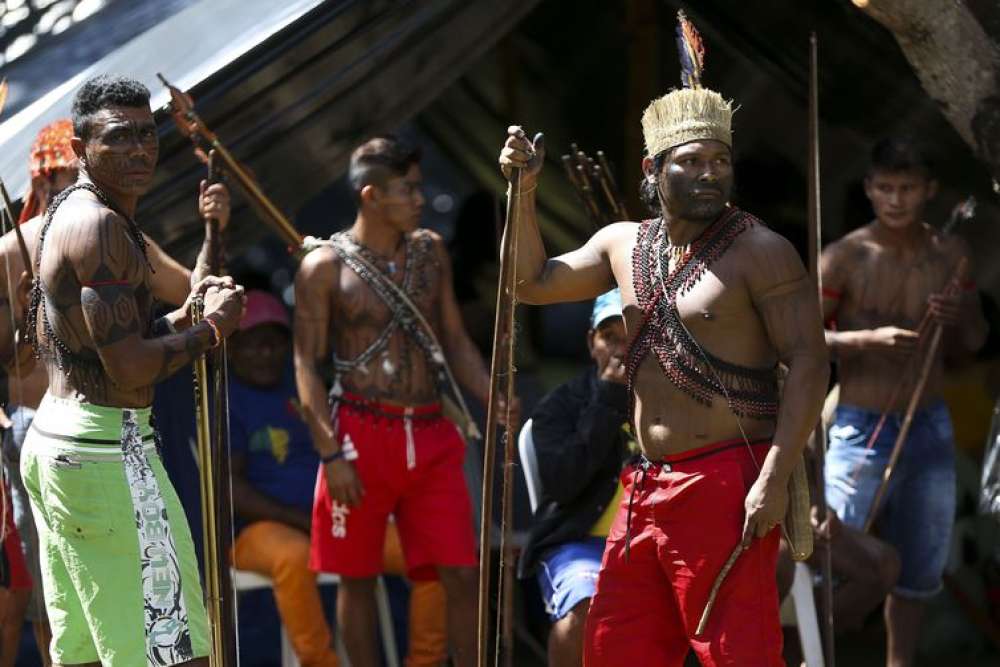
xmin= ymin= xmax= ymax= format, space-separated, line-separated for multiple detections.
xmin=518 ymin=418 xmax=542 ymax=513
xmin=232 ymin=569 xmax=399 ymax=667
xmin=778 ymin=562 xmax=825 ymax=667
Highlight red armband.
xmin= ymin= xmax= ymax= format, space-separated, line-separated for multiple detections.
xmin=81 ymin=279 xmax=131 ymax=288
xmin=821 ymin=287 xmax=842 ymax=301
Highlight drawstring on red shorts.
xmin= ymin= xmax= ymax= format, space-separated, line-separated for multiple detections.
xmin=624 ymin=458 xmax=652 ymax=562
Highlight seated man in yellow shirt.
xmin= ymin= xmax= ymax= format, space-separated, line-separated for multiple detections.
xmin=519 ymin=290 xmax=635 ymax=667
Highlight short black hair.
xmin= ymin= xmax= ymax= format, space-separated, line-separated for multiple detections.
xmin=868 ymin=136 xmax=934 ymax=179
xmin=348 ymin=135 xmax=421 ymax=202
xmin=71 ymin=75 xmax=151 ymax=141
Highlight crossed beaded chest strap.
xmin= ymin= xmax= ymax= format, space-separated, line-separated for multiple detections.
xmin=624 ymin=207 xmax=779 ymax=420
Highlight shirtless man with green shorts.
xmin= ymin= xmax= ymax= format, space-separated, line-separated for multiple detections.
xmin=19 ymin=75 xmax=244 ymax=667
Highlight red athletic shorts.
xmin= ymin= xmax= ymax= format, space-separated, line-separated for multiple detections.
xmin=584 ymin=439 xmax=782 ymax=667
xmin=310 ymin=393 xmax=477 ymax=581
xmin=2 ymin=486 xmax=31 ymax=590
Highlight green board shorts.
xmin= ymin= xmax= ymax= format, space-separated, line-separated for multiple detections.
xmin=21 ymin=394 xmax=209 ymax=666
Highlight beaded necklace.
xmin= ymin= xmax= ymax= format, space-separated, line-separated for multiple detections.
xmin=625 ymin=207 xmax=779 ymax=420
xmin=346 ymin=231 xmax=403 ymax=275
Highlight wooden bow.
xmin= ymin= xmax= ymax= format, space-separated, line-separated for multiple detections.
xmin=478 ymin=167 xmax=524 ymax=667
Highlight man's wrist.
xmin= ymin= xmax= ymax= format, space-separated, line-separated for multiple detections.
xmin=200 ymin=317 xmax=222 ymax=348
xmin=320 ymin=450 xmax=346 ymax=464
xmin=835 ymin=330 xmax=867 ymax=352
xmin=508 ymin=177 xmax=538 ymax=196
xmin=187 ymin=319 xmax=218 ymax=351
xmin=323 ymin=439 xmax=358 ymax=462
xmin=758 ymin=445 xmax=795 ymax=486
xmin=168 ymin=308 xmax=190 ymax=332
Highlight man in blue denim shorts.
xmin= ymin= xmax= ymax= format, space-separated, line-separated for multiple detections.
xmin=820 ymin=137 xmax=988 ymax=666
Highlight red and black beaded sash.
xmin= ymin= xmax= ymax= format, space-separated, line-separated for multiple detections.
xmin=625 ymin=207 xmax=779 ymax=420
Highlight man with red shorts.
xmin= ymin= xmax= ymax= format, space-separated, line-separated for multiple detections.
xmin=497 ymin=72 xmax=829 ymax=667
xmin=295 ymin=136 xmax=500 ymax=667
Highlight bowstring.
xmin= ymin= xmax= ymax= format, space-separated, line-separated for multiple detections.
xmin=220 ymin=343 xmax=240 ymax=665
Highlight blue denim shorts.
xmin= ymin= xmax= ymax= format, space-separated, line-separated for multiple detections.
xmin=825 ymin=401 xmax=955 ymax=599
xmin=537 ymin=537 xmax=605 ymax=621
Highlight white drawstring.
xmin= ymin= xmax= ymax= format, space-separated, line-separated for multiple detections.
xmin=404 ymin=407 xmax=416 ymax=470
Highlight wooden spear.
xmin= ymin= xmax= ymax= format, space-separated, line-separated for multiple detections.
xmin=808 ymin=32 xmax=836 ymax=667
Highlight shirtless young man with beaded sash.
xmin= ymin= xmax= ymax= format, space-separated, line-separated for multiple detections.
xmin=498 ymin=86 xmax=829 ymax=665
xmin=18 ymin=75 xmax=245 ymax=667
xmin=294 ymin=136 xmax=502 ymax=667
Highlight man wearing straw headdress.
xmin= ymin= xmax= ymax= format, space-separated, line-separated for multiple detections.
xmin=497 ymin=15 xmax=828 ymax=666
xmin=821 ymin=137 xmax=987 ymax=666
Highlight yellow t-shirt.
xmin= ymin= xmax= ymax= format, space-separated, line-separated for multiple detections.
xmin=589 ymin=422 xmax=639 ymax=537
xmin=589 ymin=483 xmax=624 ymax=536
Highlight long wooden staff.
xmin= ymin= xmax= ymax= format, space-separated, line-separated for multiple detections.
xmin=861 ymin=259 xmax=965 ymax=533
xmin=478 ymin=166 xmax=523 ymax=667
xmin=157 ymin=74 xmax=303 ymax=250
xmin=808 ymin=32 xmax=836 ymax=667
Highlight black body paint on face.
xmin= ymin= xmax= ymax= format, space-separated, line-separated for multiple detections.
xmin=660 ymin=141 xmax=733 ymax=223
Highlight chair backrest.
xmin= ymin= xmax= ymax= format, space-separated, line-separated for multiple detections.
xmin=518 ymin=418 xmax=542 ymax=513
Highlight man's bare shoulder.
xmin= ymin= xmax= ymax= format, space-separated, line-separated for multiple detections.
xmin=48 ymin=196 xmax=136 ymax=269
xmin=411 ymin=227 xmax=448 ymax=257
xmin=735 ymin=221 xmax=802 ymax=266
xmin=592 ymin=220 xmax=639 ymax=249
xmin=411 ymin=227 xmax=443 ymax=244
xmin=602 ymin=220 xmax=640 ymax=236
xmin=298 ymin=243 xmax=340 ymax=281
xmin=732 ymin=222 xmax=810 ymax=297
xmin=0 ymin=217 xmax=31 ymax=259
xmin=822 ymin=225 xmax=874 ymax=264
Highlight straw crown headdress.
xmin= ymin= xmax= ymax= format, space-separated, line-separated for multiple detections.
xmin=641 ymin=11 xmax=733 ymax=157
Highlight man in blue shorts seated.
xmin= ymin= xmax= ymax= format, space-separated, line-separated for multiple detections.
xmin=519 ymin=289 xmax=635 ymax=667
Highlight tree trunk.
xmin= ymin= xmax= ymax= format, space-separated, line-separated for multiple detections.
xmin=851 ymin=0 xmax=1000 ymax=181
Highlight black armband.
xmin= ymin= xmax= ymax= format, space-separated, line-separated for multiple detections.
xmin=150 ymin=316 xmax=176 ymax=337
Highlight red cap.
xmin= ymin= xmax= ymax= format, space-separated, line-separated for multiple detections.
xmin=239 ymin=290 xmax=290 ymax=332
